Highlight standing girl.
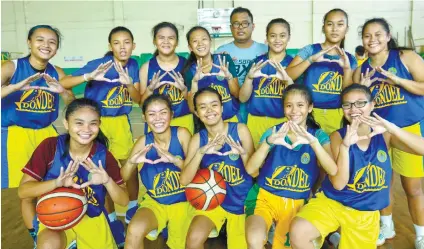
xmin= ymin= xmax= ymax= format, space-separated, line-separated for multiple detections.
xmin=290 ymin=84 xmax=424 ymax=249
xmin=1 ymin=25 xmax=74 ymax=244
xmin=18 ymin=98 xmax=129 ymax=249
xmin=286 ymin=8 xmax=357 ymax=135
xmin=181 ymin=87 xmax=254 ymax=249
xmin=244 ymin=84 xmax=337 ymax=249
xmin=122 ymin=94 xmax=192 ymax=249
xmin=354 ymin=18 xmax=424 ymax=248
xmin=139 ymin=22 xmax=193 ymax=134
xmin=183 ymin=26 xmax=240 ymax=123
xmin=239 ymin=18 xmax=294 ymax=147
xmin=60 ymin=26 xmax=140 ymax=247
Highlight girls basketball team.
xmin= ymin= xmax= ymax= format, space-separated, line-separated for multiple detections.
xmin=2 ymin=6 xmax=424 ymax=249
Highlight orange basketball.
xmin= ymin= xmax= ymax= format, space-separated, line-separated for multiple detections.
xmin=185 ymin=168 xmax=226 ymax=211
xmin=36 ymin=187 xmax=87 ymax=231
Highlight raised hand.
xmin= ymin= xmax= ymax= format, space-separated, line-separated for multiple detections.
xmin=193 ymin=58 xmax=212 ymax=82
xmin=222 ymin=135 xmax=246 ymax=156
xmin=168 ymin=70 xmax=187 ymax=92
xmin=79 ymin=158 xmax=111 ymax=188
xmin=199 ymin=133 xmax=226 ymax=156
xmin=267 ymin=123 xmax=292 ymax=149
xmin=211 ymin=55 xmax=233 ymax=80
xmin=343 ymin=118 xmax=361 ymax=147
xmin=289 ymin=121 xmax=318 ymax=148
xmin=14 ymin=72 xmax=44 ymax=91
xmin=128 ymin=144 xmax=155 ymax=164
xmin=152 ymin=144 xmax=180 ymax=164
xmin=359 ymin=113 xmax=397 ymax=140
xmin=376 ymin=66 xmax=402 ymax=86
xmin=308 ymin=45 xmax=337 ymax=64
xmin=85 ymin=60 xmax=116 ymax=82
xmin=269 ymin=60 xmax=294 ymax=84
xmin=36 ymin=74 xmax=65 ymax=93
xmin=147 ymin=70 xmax=169 ymax=91
xmin=333 ymin=47 xmax=352 ymax=70
xmin=114 ymin=62 xmax=133 ymax=85
xmin=360 ymin=67 xmax=379 ymax=87
xmin=55 ymin=160 xmax=81 ymax=188
xmin=246 ymin=59 xmax=270 ymax=79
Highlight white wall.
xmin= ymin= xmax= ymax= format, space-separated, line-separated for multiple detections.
xmin=1 ymin=0 xmax=422 ymax=68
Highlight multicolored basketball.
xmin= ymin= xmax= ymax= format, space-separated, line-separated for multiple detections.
xmin=36 ymin=187 xmax=87 ymax=231
xmin=185 ymin=168 xmax=227 ymax=211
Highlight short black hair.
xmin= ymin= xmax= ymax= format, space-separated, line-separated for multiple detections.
xmin=230 ymin=7 xmax=253 ymax=23
xmin=355 ymin=45 xmax=365 ymax=56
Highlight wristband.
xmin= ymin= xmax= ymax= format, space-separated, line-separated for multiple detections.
xmin=226 ymin=75 xmax=234 ymax=81
xmin=83 ymin=74 xmax=89 ymax=82
xmin=266 ymin=136 xmax=273 ymax=146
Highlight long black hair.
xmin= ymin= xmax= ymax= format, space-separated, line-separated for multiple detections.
xmin=62 ymin=98 xmax=109 ymax=159
xmin=282 ymin=84 xmax=320 ymax=129
xmin=323 ymin=8 xmax=349 ymax=49
xmin=27 ymin=25 xmax=62 ymax=48
xmin=152 ymin=22 xmax=179 ymax=56
xmin=182 ymin=26 xmax=211 ymax=77
xmin=193 ymin=87 xmax=223 ymax=132
xmin=104 ymin=26 xmax=134 ymax=56
xmin=340 ymin=84 xmax=373 ymax=127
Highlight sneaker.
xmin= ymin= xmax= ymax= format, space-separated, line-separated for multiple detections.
xmin=416 ymin=236 xmax=424 ymax=249
xmin=327 ymin=232 xmax=340 ymax=249
xmin=66 ymin=240 xmax=77 ymax=249
xmin=110 ymin=220 xmax=125 ymax=248
xmin=377 ymin=222 xmax=396 ymax=246
xmin=125 ymin=204 xmax=139 ymax=224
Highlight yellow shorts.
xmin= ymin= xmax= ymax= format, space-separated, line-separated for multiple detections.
xmin=245 ymin=184 xmax=305 ymax=249
xmin=194 ymin=206 xmax=246 ymax=249
xmin=100 ymin=115 xmax=133 ymax=160
xmin=247 ymin=114 xmax=286 ymax=149
xmin=140 ymin=194 xmax=193 ymax=249
xmin=296 ymin=192 xmax=379 ymax=249
xmin=224 ymin=115 xmax=239 ymax=123
xmin=37 ymin=213 xmax=117 ymax=249
xmin=171 ymin=114 xmax=195 ymax=135
xmin=313 ymin=108 xmax=343 ymax=135
xmin=392 ymin=120 xmax=424 ymax=177
xmin=1 ymin=125 xmax=57 ymax=188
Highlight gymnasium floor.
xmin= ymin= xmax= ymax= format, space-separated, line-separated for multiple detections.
xmin=1 ymin=105 xmax=422 ymax=249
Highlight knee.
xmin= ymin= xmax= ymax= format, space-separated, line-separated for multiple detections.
xmin=290 ymin=218 xmax=311 ymax=247
xmin=185 ymin=229 xmax=207 ymax=249
xmin=403 ymin=181 xmax=424 ymax=197
xmin=246 ymin=233 xmax=265 ymax=249
xmin=126 ymin=221 xmax=150 ymax=239
xmin=37 ymin=232 xmax=64 ymax=249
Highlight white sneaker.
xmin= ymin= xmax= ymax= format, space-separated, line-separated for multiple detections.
xmin=377 ymin=222 xmax=396 ymax=246
xmin=416 ymin=236 xmax=424 ymax=249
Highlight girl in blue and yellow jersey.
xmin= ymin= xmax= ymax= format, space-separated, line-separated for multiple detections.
xmin=121 ymin=94 xmax=192 ymax=249
xmin=183 ymin=26 xmax=240 ymax=125
xmin=353 ymin=18 xmax=424 ymax=248
xmin=286 ymin=8 xmax=357 ymax=135
xmin=18 ymin=98 xmax=129 ymax=249
xmin=180 ymin=87 xmax=254 ymax=249
xmin=244 ymin=84 xmax=337 ymax=249
xmin=139 ymin=22 xmax=193 ymax=134
xmin=60 ymin=26 xmax=140 ymax=247
xmin=290 ymin=84 xmax=424 ymax=249
xmin=240 ymin=18 xmax=295 ymax=148
xmin=1 ymin=25 xmax=74 ymax=244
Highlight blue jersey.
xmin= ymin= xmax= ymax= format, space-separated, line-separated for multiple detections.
xmin=198 ymin=123 xmax=253 ymax=214
xmin=302 ymin=44 xmax=356 ymax=109
xmin=72 ymin=55 xmax=140 ymax=117
xmin=2 ymin=57 xmax=59 ymax=129
xmin=141 ymin=127 xmax=186 ymax=205
xmin=257 ymin=124 xmax=320 ymax=199
xmin=247 ymin=53 xmax=293 ymax=118
xmin=188 ymin=54 xmax=239 ymax=120
xmin=147 ymin=56 xmax=190 ymax=118
xmin=321 ymin=127 xmax=391 ymax=211
xmin=361 ymin=50 xmax=424 ymax=127
xmin=44 ymin=135 xmax=107 ymax=217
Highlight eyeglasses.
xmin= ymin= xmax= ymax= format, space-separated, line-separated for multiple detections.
xmin=231 ymin=22 xmax=251 ymax=29
xmin=341 ymin=100 xmax=369 ymax=110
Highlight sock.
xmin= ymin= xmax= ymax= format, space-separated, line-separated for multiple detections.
xmin=380 ymin=214 xmax=393 ymax=226
xmin=128 ymin=200 xmax=138 ymax=209
xmin=414 ymin=224 xmax=424 ymax=238
xmin=28 ymin=228 xmax=36 ymax=242
xmin=329 ymin=232 xmax=340 ymax=247
xmin=108 ymin=212 xmax=117 ymax=222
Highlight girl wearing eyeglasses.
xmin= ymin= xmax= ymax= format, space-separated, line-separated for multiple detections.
xmin=290 ymin=84 xmax=424 ymax=249
xmin=353 ymin=18 xmax=424 ymax=248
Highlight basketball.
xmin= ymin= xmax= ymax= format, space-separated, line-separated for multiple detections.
xmin=36 ymin=187 xmax=88 ymax=231
xmin=185 ymin=168 xmax=227 ymax=211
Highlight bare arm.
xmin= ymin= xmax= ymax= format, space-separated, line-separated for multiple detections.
xmin=328 ymin=131 xmax=350 ymax=190
xmin=55 ymin=66 xmax=75 ymax=105
xmin=245 ymin=141 xmax=270 ymax=177
xmin=121 ymin=136 xmax=146 ymax=181
xmin=239 ymin=76 xmax=253 ymax=103
xmin=139 ymin=62 xmax=150 ymax=105
xmin=180 ymin=134 xmax=202 ymax=185
xmin=18 ymin=174 xmax=57 ymax=199
xmin=286 ymin=56 xmax=311 ymax=80
xmin=104 ymin=182 xmax=129 ymax=207
xmin=228 ymin=77 xmax=240 ymax=98
xmin=237 ymin=124 xmax=254 ymax=166
xmin=312 ymin=141 xmax=338 ymax=176
xmin=396 ymin=51 xmax=424 ymax=95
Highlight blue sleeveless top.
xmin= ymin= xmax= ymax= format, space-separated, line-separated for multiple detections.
xmin=303 ymin=43 xmax=356 ymax=109
xmin=140 ymin=126 xmax=186 ymax=205
xmin=44 ymin=135 xmax=107 ymax=217
xmin=247 ymin=53 xmax=293 ymax=118
xmin=321 ymin=127 xmax=391 ymax=211
xmin=147 ymin=56 xmax=190 ymax=118
xmin=198 ymin=123 xmax=253 ymax=214
xmin=2 ymin=57 xmax=59 ymax=128
xmin=361 ymin=50 xmax=424 ymax=127
xmin=257 ymin=124 xmax=320 ymax=199
xmin=71 ymin=55 xmax=140 ymax=117
xmin=189 ymin=54 xmax=239 ymax=120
